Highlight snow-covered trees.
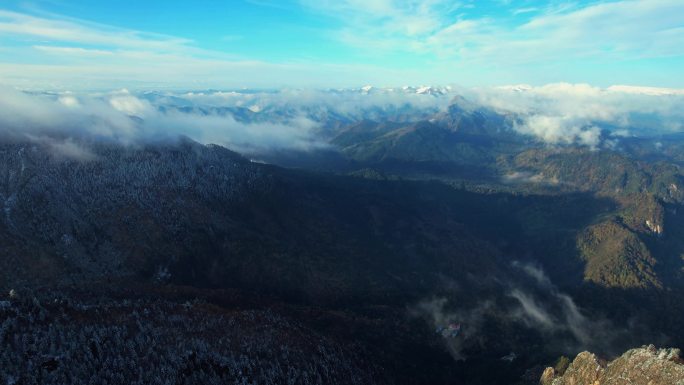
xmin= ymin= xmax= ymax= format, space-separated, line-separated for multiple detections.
xmin=0 ymin=289 xmax=379 ymax=385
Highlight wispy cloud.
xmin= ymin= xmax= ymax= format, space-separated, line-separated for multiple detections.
xmin=33 ymin=45 xmax=114 ymax=56
xmin=0 ymin=10 xmax=191 ymax=51
xmin=303 ymin=0 xmax=684 ymax=68
xmin=411 ymin=262 xmax=630 ymax=360
xmin=512 ymin=7 xmax=538 ymax=15
xmin=0 ymin=9 xmax=432 ymax=89
xmin=300 ymin=0 xmax=462 ymax=54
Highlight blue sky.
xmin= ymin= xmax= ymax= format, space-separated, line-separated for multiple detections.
xmin=1 ymin=0 xmax=683 ymax=90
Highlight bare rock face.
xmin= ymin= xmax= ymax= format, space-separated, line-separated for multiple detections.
xmin=549 ymin=351 xmax=603 ymax=385
xmin=543 ymin=345 xmax=684 ymax=385
xmin=539 ymin=367 xmax=555 ymax=385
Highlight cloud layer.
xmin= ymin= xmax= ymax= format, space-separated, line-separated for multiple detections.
xmin=0 ymin=86 xmax=454 ymax=156
xmin=1 ymin=83 xmax=684 ymax=156
xmin=0 ymin=87 xmax=324 ymax=155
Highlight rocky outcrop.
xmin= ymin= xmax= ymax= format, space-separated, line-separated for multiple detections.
xmin=542 ymin=345 xmax=684 ymax=385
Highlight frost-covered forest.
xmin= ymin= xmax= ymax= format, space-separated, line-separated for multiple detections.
xmin=0 ymin=286 xmax=380 ymax=385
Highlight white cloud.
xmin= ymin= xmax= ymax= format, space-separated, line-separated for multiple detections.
xmin=465 ymin=82 xmax=684 ymax=146
xmin=517 ymin=115 xmax=602 ymax=148
xmin=57 ymin=93 xmax=80 ymax=108
xmin=108 ymin=89 xmax=152 ymax=116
